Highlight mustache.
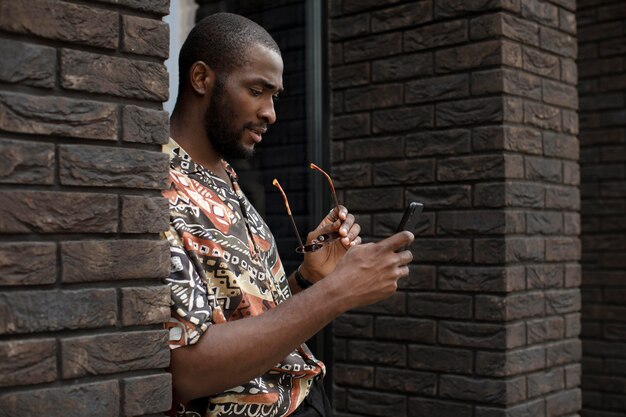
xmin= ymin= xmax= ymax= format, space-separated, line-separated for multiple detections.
xmin=244 ymin=122 xmax=268 ymax=133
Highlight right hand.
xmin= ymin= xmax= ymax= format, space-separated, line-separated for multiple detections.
xmin=329 ymin=231 xmax=414 ymax=310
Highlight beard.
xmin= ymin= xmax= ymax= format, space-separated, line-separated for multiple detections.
xmin=204 ymin=75 xmax=255 ymax=160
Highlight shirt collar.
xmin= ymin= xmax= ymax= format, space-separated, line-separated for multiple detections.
xmin=164 ymin=137 xmax=239 ymax=183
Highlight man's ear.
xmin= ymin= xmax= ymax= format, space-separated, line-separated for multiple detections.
xmin=189 ymin=61 xmax=214 ymax=95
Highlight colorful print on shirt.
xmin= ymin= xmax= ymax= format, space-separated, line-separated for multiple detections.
xmin=162 ymin=140 xmax=324 ymax=417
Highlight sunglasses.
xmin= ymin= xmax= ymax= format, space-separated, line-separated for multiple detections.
xmin=273 ymin=163 xmax=341 ymax=253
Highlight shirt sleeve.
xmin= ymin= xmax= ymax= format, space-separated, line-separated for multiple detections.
xmin=164 ymin=230 xmax=218 ymax=349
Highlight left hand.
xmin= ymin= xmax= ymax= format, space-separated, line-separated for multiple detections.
xmin=299 ymin=205 xmax=361 ymax=283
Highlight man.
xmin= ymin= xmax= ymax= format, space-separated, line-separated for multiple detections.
xmin=163 ymin=12 xmax=414 ymax=417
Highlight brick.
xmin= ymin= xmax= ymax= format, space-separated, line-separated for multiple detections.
xmin=104 ymin=0 xmax=170 ymax=15
xmin=563 ymin=212 xmax=580 ymax=234
xmin=522 ymin=46 xmax=560 ymax=79
xmin=476 ymin=346 xmax=546 ymax=377
xmin=333 ymin=314 xmax=373 ymax=338
xmin=475 ymin=292 xmax=545 ymax=321
xmin=472 ymin=68 xmax=542 ymax=99
xmin=59 ymin=145 xmax=169 ymax=189
xmin=348 ymin=340 xmax=405 ymax=366
xmin=546 ymin=186 xmax=580 ymax=210
xmin=408 ymin=398 xmax=473 ymax=417
xmin=434 ymin=0 xmax=520 ymax=18
xmin=439 ymin=322 xmax=525 ymax=349
xmin=438 ymin=211 xmax=523 ymax=235
xmin=0 ymin=242 xmax=56 ymax=286
xmin=0 ymin=338 xmax=56 ymax=387
xmin=0 ymin=191 xmax=117 ymax=233
xmin=406 ymin=185 xmax=471 ymax=208
xmin=0 ymin=0 xmax=118 ymax=48
xmin=406 ymin=129 xmax=470 ymax=156
xmin=330 ymin=13 xmax=369 ymax=40
xmin=405 ymin=20 xmax=467 ymax=52
xmin=122 ymin=105 xmax=169 ymax=144
xmin=330 ymin=63 xmax=370 ymax=88
xmin=344 ymin=84 xmax=403 ymax=111
xmin=527 ymin=316 xmax=565 ymax=344
xmin=347 ymin=389 xmax=406 ymax=417
xmin=372 ymin=159 xmax=434 ymax=185
xmin=476 ymin=399 xmax=544 ymax=417
xmin=540 ymin=26 xmax=577 ymax=58
xmin=412 ymin=238 xmax=472 ymax=263
xmin=343 ymin=33 xmax=401 ymax=63
xmin=578 ymin=57 xmax=622 ymax=78
xmin=543 ymin=132 xmax=579 ymax=160
xmin=124 ymin=373 xmax=172 ymax=416
xmin=0 ymin=139 xmax=54 ymax=185
xmin=331 ymin=113 xmax=370 ymax=139
xmin=580 ymin=93 xmax=624 ymax=112
xmin=546 ymin=389 xmax=581 ymax=416
xmin=406 ymin=74 xmax=469 ymax=104
xmin=374 ymin=317 xmax=435 ymax=343
xmin=560 ymin=58 xmax=577 ymax=85
xmin=372 ymin=2 xmax=432 ymax=32
xmin=375 ymin=368 xmax=436 ymax=395
xmin=600 ymin=38 xmax=626 ymax=58
xmin=527 ymin=264 xmax=563 ymax=289
xmin=400 ymin=265 xmax=437 ymax=290
xmin=524 ymin=101 xmax=561 ymax=131
xmin=473 ymin=126 xmax=542 ymax=155
xmin=438 ymin=266 xmax=525 ymax=292
xmin=334 ymin=364 xmax=374 ymax=388
xmin=0 ymin=380 xmax=119 ymax=417
xmin=475 ymin=182 xmax=545 ymax=208
xmin=373 ymin=105 xmax=434 ymax=133
xmin=545 ymin=289 xmax=581 ymax=315
xmin=436 ymin=41 xmax=521 ymax=73
xmin=345 ymin=187 xmax=403 ymax=211
xmin=0 ymin=39 xmax=55 ymax=88
xmin=436 ymin=97 xmax=510 ymax=127
xmin=122 ymin=15 xmax=169 ymax=58
xmin=408 ymin=345 xmax=473 ymax=373
xmin=372 ymin=52 xmax=433 ymax=82
xmin=526 ymin=211 xmax=562 ymax=235
xmin=543 ymin=79 xmax=578 ymax=109
xmin=61 ymin=239 xmax=169 ymax=283
xmin=525 ymin=157 xmax=563 ymax=183
xmin=521 ymin=0 xmax=559 ymax=27
xmin=345 ymin=136 xmax=404 ymax=161
xmin=0 ymin=289 xmax=116 ymax=334
xmin=0 ymin=92 xmax=117 ymax=140
xmin=353 ymin=292 xmax=405 ymax=315
xmin=440 ymin=375 xmax=526 ymax=405
xmin=546 ymin=339 xmax=582 ymax=367
xmin=439 ymin=154 xmax=523 ymax=182
xmin=408 ymin=293 xmax=472 ymax=319
xmin=62 ymin=330 xmax=169 ymax=378
xmin=341 ymin=0 xmax=402 ymax=14
xmin=474 ymin=237 xmax=545 ymax=264
xmin=61 ymin=49 xmax=168 ymax=101
xmin=471 ymin=13 xmax=539 ymax=45
xmin=528 ymin=368 xmax=564 ymax=397
xmin=121 ymin=195 xmax=169 ymax=234
xmin=121 ymin=285 xmax=169 ymax=326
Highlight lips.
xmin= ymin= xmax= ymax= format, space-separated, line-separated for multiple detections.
xmin=247 ymin=126 xmax=267 ymax=143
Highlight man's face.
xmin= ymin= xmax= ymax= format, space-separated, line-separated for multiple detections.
xmin=204 ymin=45 xmax=284 ymax=160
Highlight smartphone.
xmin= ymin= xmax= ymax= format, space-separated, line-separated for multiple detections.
xmin=395 ymin=202 xmax=424 ymax=233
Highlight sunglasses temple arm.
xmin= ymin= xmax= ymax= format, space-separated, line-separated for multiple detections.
xmin=273 ymin=178 xmax=305 ymax=249
xmin=310 ymin=163 xmax=341 ymax=210
xmin=288 ymin=214 xmax=305 ymax=249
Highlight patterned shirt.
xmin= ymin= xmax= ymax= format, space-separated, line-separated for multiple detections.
xmin=163 ymin=140 xmax=324 ymax=417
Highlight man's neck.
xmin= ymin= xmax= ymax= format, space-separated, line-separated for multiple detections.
xmin=170 ymin=111 xmax=231 ymax=183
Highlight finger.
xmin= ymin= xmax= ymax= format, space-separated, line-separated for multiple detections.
xmin=335 ymin=205 xmax=348 ymax=221
xmin=396 ymin=249 xmax=413 ymax=266
xmin=396 ymin=265 xmax=410 ymax=279
xmin=345 ymin=222 xmax=361 ymax=242
xmin=339 ymin=213 xmax=355 ymax=237
xmin=377 ymin=231 xmax=415 ymax=252
xmin=349 ymin=236 xmax=362 ymax=247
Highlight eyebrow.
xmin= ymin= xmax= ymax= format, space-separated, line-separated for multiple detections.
xmin=252 ymin=78 xmax=284 ymax=93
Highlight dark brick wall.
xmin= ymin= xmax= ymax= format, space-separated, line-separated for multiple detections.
xmin=578 ymin=1 xmax=626 ymax=416
xmin=196 ymin=0 xmax=311 ymax=275
xmin=329 ymin=1 xmax=582 ymax=416
xmin=0 ymin=1 xmax=172 ymax=415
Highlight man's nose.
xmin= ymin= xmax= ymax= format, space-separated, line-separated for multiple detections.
xmin=259 ymin=99 xmax=276 ymax=125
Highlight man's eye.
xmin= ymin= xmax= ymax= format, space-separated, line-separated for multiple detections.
xmin=273 ymin=94 xmax=280 ymax=102
xmin=250 ymin=89 xmax=262 ymax=96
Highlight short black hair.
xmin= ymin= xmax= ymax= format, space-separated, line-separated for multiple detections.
xmin=177 ymin=12 xmax=280 ymax=96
